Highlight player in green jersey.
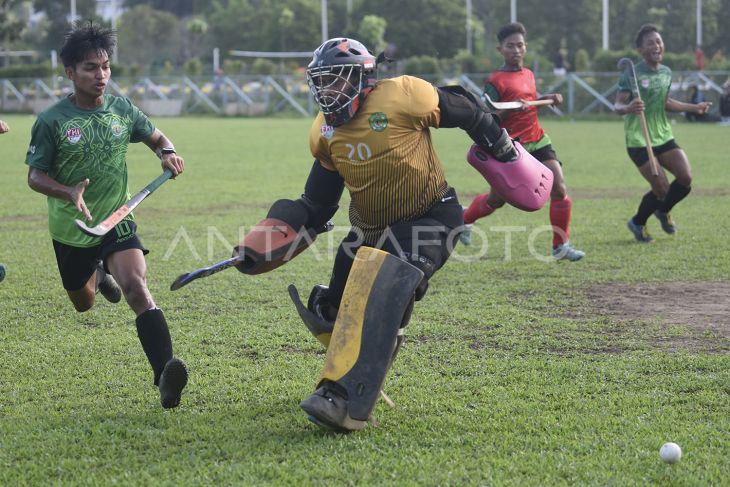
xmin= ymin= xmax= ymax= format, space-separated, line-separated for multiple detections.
xmin=614 ymin=24 xmax=711 ymax=243
xmin=25 ymin=22 xmax=188 ymax=409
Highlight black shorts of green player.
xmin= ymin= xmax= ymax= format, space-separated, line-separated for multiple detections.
xmin=52 ymin=219 xmax=148 ymax=291
xmin=530 ymin=144 xmax=560 ymax=165
xmin=626 ymin=139 xmax=680 ymax=168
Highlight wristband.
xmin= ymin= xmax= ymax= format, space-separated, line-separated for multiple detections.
xmin=157 ymin=147 xmax=176 ymax=158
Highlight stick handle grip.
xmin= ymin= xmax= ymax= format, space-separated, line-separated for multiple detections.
xmin=146 ymin=169 xmax=174 ymax=193
xmin=525 ymin=99 xmax=555 ymax=107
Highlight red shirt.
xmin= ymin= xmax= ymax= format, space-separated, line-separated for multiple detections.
xmin=485 ymin=68 xmax=545 ymax=144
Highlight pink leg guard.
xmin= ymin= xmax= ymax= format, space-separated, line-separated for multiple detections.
xmin=466 ymin=142 xmax=553 ymax=212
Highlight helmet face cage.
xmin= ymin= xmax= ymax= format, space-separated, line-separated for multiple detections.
xmin=306 ymin=64 xmax=363 ymax=119
xmin=306 ymin=38 xmax=376 ymax=126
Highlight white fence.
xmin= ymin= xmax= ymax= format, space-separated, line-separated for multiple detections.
xmin=2 ymin=71 xmax=728 ymax=117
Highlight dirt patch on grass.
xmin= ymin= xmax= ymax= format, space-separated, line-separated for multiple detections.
xmin=579 ymin=281 xmax=730 ymax=353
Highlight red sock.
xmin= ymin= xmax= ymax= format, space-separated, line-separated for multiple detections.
xmin=550 ymin=196 xmax=572 ymax=248
xmin=464 ymin=193 xmax=497 ymax=224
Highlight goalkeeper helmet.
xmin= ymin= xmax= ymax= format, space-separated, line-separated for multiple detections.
xmin=306 ymin=38 xmax=377 ymax=127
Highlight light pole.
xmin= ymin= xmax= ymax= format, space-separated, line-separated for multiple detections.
xmin=696 ymin=0 xmax=702 ymax=47
xmin=466 ymin=0 xmax=472 ymax=55
xmin=321 ymin=0 xmax=328 ymax=43
xmin=111 ymin=0 xmax=118 ymax=63
xmin=602 ymin=0 xmax=609 ymax=50
xmin=510 ymin=0 xmax=516 ymax=23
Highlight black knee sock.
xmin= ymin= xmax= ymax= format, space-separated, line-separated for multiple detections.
xmin=633 ymin=191 xmax=660 ymax=226
xmin=135 ymin=308 xmax=173 ymax=385
xmin=658 ymin=181 xmax=691 ymax=213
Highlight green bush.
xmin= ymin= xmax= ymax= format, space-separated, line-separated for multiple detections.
xmin=223 ymin=59 xmax=244 ymax=75
xmin=0 ymin=62 xmax=52 ymax=78
xmin=183 ymin=57 xmax=203 ymax=76
xmin=252 ymin=58 xmax=277 ymax=75
xmin=707 ymin=50 xmax=730 ymax=70
xmin=662 ymin=52 xmax=695 ymax=70
xmin=574 ymin=48 xmax=590 ymax=72
xmin=403 ymin=55 xmax=440 ymax=76
xmin=592 ymin=49 xmax=698 ymax=72
xmin=591 ymin=49 xmax=639 ymax=71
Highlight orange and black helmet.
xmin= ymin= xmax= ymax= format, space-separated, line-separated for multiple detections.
xmin=306 ymin=38 xmax=377 ymax=127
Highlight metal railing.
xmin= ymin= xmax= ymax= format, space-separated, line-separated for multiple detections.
xmin=2 ymin=71 xmax=728 ymax=117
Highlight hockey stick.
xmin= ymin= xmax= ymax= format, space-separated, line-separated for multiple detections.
xmin=169 ymin=256 xmax=242 ymax=291
xmin=170 ymin=221 xmax=335 ymax=291
xmin=75 ymin=169 xmax=173 ymax=237
xmin=617 ymin=58 xmax=659 ymax=176
xmin=482 ymin=93 xmax=554 ymax=110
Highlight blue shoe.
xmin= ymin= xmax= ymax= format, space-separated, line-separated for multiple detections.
xmin=654 ymin=210 xmax=677 ymax=234
xmin=552 ymin=242 xmax=585 ymax=261
xmin=459 ymin=223 xmax=473 ymax=246
xmin=627 ymin=218 xmax=654 ymax=243
xmin=459 ymin=206 xmax=473 ymax=246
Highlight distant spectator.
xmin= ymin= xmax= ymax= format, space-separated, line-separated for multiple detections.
xmin=552 ymin=47 xmax=567 ymax=76
xmin=720 ymin=81 xmax=730 ymax=125
xmin=685 ymin=84 xmax=705 ymax=121
xmin=685 ymin=84 xmax=717 ymax=122
xmin=694 ymin=45 xmax=705 ymax=71
xmin=0 ymin=119 xmax=8 ymax=134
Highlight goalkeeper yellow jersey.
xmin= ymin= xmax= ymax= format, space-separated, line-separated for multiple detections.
xmin=309 ymin=75 xmax=450 ymax=245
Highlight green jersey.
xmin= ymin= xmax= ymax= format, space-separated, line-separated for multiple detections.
xmin=25 ymin=95 xmax=155 ymax=247
xmin=618 ymin=61 xmax=673 ymax=148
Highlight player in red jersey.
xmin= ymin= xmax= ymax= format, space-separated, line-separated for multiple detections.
xmin=461 ymin=22 xmax=584 ymax=262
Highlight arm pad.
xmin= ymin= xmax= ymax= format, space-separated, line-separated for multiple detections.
xmin=232 ymin=161 xmax=344 ymax=275
xmin=437 ymin=86 xmax=518 ymax=162
xmin=233 ymin=200 xmax=317 ymax=275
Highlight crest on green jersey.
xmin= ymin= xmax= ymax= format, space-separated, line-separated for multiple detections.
xmin=111 ymin=122 xmax=124 ymax=137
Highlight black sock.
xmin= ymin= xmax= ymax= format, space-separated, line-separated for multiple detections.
xmin=135 ymin=308 xmax=173 ymax=385
xmin=633 ymin=191 xmax=660 ymax=226
xmin=658 ymin=181 xmax=691 ymax=213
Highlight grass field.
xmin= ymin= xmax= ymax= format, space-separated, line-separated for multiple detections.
xmin=1 ymin=114 xmax=728 ymax=485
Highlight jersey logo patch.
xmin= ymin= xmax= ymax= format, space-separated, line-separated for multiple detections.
xmin=110 ymin=122 xmax=124 ymax=138
xmin=641 ymin=78 xmax=650 ymax=88
xmin=368 ymin=112 xmax=388 ymax=132
xmin=66 ymin=127 xmax=82 ymax=144
xmin=320 ymin=124 xmax=335 ymax=140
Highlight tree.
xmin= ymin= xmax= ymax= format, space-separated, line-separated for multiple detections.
xmin=185 ymin=17 xmax=208 ymax=60
xmin=358 ymin=15 xmax=386 ymax=54
xmin=32 ymin=0 xmax=99 ymax=53
xmin=123 ymin=0 xmax=200 ymax=18
xmin=117 ymin=5 xmax=181 ymax=67
xmin=0 ymin=0 xmax=25 ymax=44
xmin=207 ymin=0 xmax=320 ymax=55
xmin=352 ymin=0 xmax=466 ymax=58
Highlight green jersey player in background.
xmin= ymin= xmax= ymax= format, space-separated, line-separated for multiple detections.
xmin=25 ymin=22 xmax=188 ymax=409
xmin=614 ymin=24 xmax=711 ymax=243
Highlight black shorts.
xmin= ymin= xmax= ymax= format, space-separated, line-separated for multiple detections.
xmin=327 ymin=187 xmax=464 ymax=306
xmin=52 ymin=219 xmax=148 ymax=291
xmin=530 ymin=144 xmax=559 ymax=164
xmin=627 ymin=139 xmax=680 ymax=167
